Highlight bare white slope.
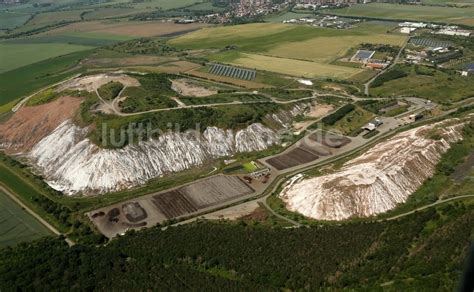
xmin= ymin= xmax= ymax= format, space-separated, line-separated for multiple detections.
xmin=280 ymin=121 xmax=465 ymax=221
xmin=29 ymin=121 xmax=279 ymax=195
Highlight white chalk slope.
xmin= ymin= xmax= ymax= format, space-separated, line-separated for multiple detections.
xmin=280 ymin=120 xmax=465 ymax=221
xmin=24 ymin=103 xmax=309 ymax=195
xmin=30 ymin=121 xmax=279 ymax=195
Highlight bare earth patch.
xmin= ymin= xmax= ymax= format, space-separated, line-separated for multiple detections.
xmin=57 ymin=73 xmax=140 ymax=93
xmin=171 ymin=79 xmax=218 ymax=97
xmin=238 ymin=206 xmax=270 ymax=222
xmin=200 ymin=200 xmax=260 ymax=221
xmin=293 ymin=103 xmax=334 ymax=132
xmin=81 ymin=55 xmax=170 ymax=67
xmin=152 ymin=61 xmax=202 ymax=74
xmin=0 ymin=96 xmax=82 ymax=154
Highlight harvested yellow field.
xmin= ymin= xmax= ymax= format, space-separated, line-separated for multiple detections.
xmin=268 ymin=34 xmax=407 ymax=63
xmin=231 ymin=54 xmax=362 ymax=79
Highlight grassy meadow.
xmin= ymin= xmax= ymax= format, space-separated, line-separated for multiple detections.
xmin=331 ymin=106 xmax=375 ymax=135
xmin=325 ymin=3 xmax=474 ymax=26
xmin=370 ymin=65 xmax=474 ymax=103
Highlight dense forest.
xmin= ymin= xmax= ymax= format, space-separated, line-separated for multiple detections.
xmin=1 ymin=201 xmax=473 ymax=290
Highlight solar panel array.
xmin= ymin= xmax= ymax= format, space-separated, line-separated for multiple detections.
xmin=354 ymin=50 xmax=375 ymax=60
xmin=209 ymin=64 xmax=256 ymax=81
xmin=410 ymin=38 xmax=453 ymax=48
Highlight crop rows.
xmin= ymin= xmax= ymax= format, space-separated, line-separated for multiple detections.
xmin=410 ymin=38 xmax=453 ymax=48
xmin=209 ymin=64 xmax=256 ymax=80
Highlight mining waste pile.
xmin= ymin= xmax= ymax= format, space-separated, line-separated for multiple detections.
xmin=29 ymin=121 xmax=279 ymax=195
xmin=280 ymin=120 xmax=466 ymax=221
xmin=0 ymin=85 xmax=307 ymax=195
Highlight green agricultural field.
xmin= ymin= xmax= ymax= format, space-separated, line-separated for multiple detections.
xmin=0 ymin=190 xmax=53 ymax=248
xmin=0 ymin=50 xmax=92 ymax=108
xmin=325 ymin=3 xmax=474 ymax=26
xmin=0 ymin=43 xmax=92 ymax=73
xmin=170 ymin=23 xmax=349 ymax=51
xmin=5 ymin=32 xmax=133 ymax=47
xmin=187 ymin=2 xmax=227 ymax=12
xmin=0 ymin=162 xmax=69 ymax=232
xmin=130 ymin=0 xmax=202 ymax=10
xmin=82 ymin=8 xmax=143 ymax=20
xmin=26 ymin=10 xmax=86 ymax=26
xmin=0 ymin=11 xmax=30 ymax=29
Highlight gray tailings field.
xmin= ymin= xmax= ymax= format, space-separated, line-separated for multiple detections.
xmin=89 ymin=175 xmax=254 ymax=238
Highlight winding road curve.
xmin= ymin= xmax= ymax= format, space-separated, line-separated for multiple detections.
xmin=97 ymin=90 xmax=368 ymax=117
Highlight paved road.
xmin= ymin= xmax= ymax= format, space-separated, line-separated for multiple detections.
xmin=0 ymin=185 xmax=75 ymax=246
